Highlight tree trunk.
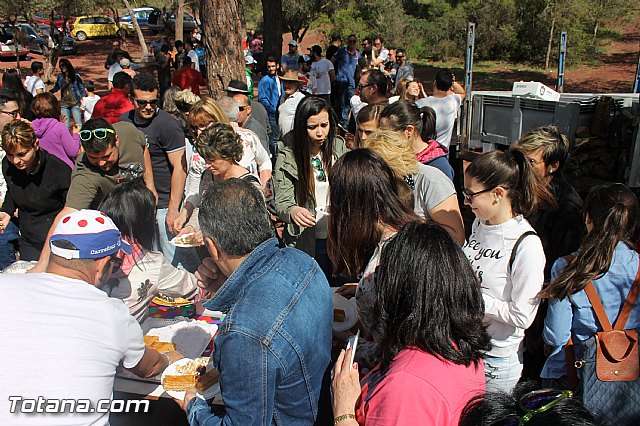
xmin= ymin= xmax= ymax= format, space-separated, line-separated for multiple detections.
xmin=545 ymin=14 xmax=556 ymax=70
xmin=122 ymin=0 xmax=150 ymax=59
xmin=202 ymin=0 xmax=246 ymax=98
xmin=592 ymin=19 xmax=599 ymax=41
xmin=261 ymin=0 xmax=283 ymax=61
xmin=175 ymin=0 xmax=185 ymax=41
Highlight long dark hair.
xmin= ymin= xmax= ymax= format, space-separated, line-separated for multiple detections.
xmin=99 ymin=180 xmax=157 ymax=251
xmin=373 ymin=222 xmax=491 ymax=372
xmin=292 ymin=96 xmax=337 ymax=207
xmin=58 ymin=58 xmax=77 ymax=83
xmin=541 ymin=183 xmax=638 ymax=300
xmin=328 ymin=148 xmax=419 ymax=276
xmin=1 ymin=69 xmax=30 ymax=117
xmin=380 ymin=100 xmax=435 ymax=142
xmin=465 ymin=148 xmax=556 ymax=216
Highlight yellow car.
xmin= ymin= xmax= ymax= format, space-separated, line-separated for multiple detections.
xmin=71 ymin=15 xmax=134 ymax=41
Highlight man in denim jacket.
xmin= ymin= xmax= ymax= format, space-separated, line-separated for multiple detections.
xmin=184 ymin=179 xmax=332 ymax=425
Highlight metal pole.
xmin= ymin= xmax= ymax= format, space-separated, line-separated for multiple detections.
xmin=633 ymin=40 xmax=640 ymax=93
xmin=557 ymin=31 xmax=567 ymax=93
xmin=461 ymin=22 xmax=475 ymax=147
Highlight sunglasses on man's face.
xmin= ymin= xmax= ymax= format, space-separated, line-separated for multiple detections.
xmin=79 ymin=128 xmax=115 ymax=141
xmin=134 ymin=99 xmax=159 ymax=107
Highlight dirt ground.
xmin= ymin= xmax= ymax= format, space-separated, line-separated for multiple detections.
xmin=2 ymin=22 xmax=639 ymax=96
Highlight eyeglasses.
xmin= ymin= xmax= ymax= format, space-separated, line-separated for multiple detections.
xmin=79 ymin=128 xmax=115 ymax=141
xmin=0 ymin=109 xmax=19 ymax=119
xmin=490 ymin=390 xmax=573 ymax=426
xmin=396 ymin=55 xmax=405 ymax=59
xmin=238 ymin=105 xmax=248 ymax=111
xmin=311 ymin=156 xmax=326 ymax=182
xmin=134 ymin=98 xmax=159 ymax=107
xmin=357 ymin=83 xmax=375 ymax=90
xmin=347 ymin=39 xmax=357 ymax=43
xmin=461 ymin=186 xmax=494 ymax=202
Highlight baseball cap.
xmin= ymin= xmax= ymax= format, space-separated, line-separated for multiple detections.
xmin=308 ymin=45 xmax=322 ymax=55
xmin=245 ymin=55 xmax=256 ymax=65
xmin=119 ymin=58 xmax=131 ymax=68
xmin=50 ymin=210 xmax=132 ymax=260
xmin=298 ymin=54 xmax=312 ymax=64
xmin=288 ymin=40 xmax=298 ymax=47
xmin=225 ymin=80 xmax=250 ymax=94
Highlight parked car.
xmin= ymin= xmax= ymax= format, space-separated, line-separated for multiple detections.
xmin=0 ymin=25 xmax=29 ymax=59
xmin=119 ymin=7 xmax=155 ymax=28
xmin=33 ymin=12 xmax=74 ymax=31
xmin=148 ymin=9 xmax=200 ymax=34
xmin=36 ymin=23 xmax=78 ymax=54
xmin=71 ymin=15 xmax=134 ymax=41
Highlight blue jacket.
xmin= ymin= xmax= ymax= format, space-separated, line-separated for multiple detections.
xmin=187 ymin=238 xmax=333 ymax=425
xmin=542 ymin=242 xmax=640 ymax=379
xmin=333 ymin=47 xmax=360 ymax=86
xmin=258 ymin=74 xmax=282 ymax=119
xmin=50 ymin=73 xmax=85 ymax=104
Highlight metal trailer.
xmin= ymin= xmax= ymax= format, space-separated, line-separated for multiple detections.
xmin=465 ymin=91 xmax=640 ymax=186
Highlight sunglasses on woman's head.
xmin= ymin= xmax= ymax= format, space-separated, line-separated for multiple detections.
xmin=490 ymin=389 xmax=573 ymax=426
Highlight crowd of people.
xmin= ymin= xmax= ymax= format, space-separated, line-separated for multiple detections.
xmin=0 ymin=27 xmax=638 ymax=426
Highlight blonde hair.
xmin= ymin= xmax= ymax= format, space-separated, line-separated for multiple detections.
xmin=364 ymin=130 xmax=418 ymax=177
xmin=187 ymin=98 xmax=230 ymax=127
xmin=1 ymin=119 xmax=37 ymax=153
xmin=515 ymin=125 xmax=569 ymax=169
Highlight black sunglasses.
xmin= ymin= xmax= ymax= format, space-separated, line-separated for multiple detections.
xmin=357 ymin=83 xmax=375 ymax=90
xmin=134 ymin=99 xmax=159 ymax=107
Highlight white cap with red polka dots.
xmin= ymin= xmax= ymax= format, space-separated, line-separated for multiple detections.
xmin=50 ymin=209 xmax=132 ymax=260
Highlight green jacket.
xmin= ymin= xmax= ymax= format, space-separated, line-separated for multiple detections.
xmin=274 ymin=136 xmax=348 ymax=257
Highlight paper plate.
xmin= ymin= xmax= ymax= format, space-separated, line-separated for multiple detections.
xmin=170 ymin=233 xmax=200 ymax=247
xmin=161 ymin=358 xmax=220 ymax=400
xmin=333 ymin=292 xmax=358 ymax=332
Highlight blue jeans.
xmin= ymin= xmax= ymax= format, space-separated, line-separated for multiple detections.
xmin=61 ymin=105 xmax=82 ymax=128
xmin=336 ymin=82 xmax=354 ymax=128
xmin=268 ymin=117 xmax=280 ymax=159
xmin=0 ymin=221 xmax=19 ymax=269
xmin=484 ymin=349 xmax=524 ymax=393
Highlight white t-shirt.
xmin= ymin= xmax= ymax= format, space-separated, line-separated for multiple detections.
xmin=0 ymin=273 xmax=146 ymax=426
xmin=462 ymin=216 xmax=544 ymax=358
xmin=313 ymin=158 xmax=330 ymax=239
xmin=80 ymin=94 xmax=101 ymax=122
xmin=187 ymin=50 xmax=200 ymax=72
xmin=412 ymin=163 xmax=456 ymax=220
xmin=278 ymin=91 xmax=306 ymax=137
xmin=311 ymin=59 xmax=334 ymax=95
xmin=350 ymin=95 xmax=366 ymax=119
xmin=24 ymin=75 xmax=46 ymax=96
xmin=416 ymin=94 xmax=462 ymax=148
xmin=107 ymin=62 xmax=123 ymax=82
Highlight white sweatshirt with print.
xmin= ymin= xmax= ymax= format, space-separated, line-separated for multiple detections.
xmin=463 ymin=215 xmax=545 ymax=358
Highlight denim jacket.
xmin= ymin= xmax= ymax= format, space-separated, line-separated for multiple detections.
xmin=50 ymin=73 xmax=85 ymax=104
xmin=187 ymin=238 xmax=332 ymax=425
xmin=542 ymin=242 xmax=640 ymax=379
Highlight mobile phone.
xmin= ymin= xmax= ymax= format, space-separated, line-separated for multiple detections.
xmin=345 ymin=329 xmax=360 ymax=370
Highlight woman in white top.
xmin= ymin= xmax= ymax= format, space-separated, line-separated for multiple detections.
xmin=462 ymin=148 xmax=555 ymax=392
xmin=99 ymin=180 xmax=199 ymax=322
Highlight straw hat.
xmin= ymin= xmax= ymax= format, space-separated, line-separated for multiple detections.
xmin=280 ymin=69 xmax=300 ymax=83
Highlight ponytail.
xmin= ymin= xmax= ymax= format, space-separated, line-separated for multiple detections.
xmin=541 ymin=184 xmax=638 ymax=300
xmin=465 ymin=148 xmax=556 ymax=216
xmin=419 ymin=106 xmax=436 ymax=141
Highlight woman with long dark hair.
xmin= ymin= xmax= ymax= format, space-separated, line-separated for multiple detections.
xmin=380 ymin=100 xmax=453 ymax=179
xmin=50 ymin=58 xmax=85 ymax=129
xmin=541 ymin=184 xmax=640 ymax=422
xmin=462 ymin=149 xmax=555 ymax=392
xmin=99 ymin=180 xmax=199 ymax=322
xmin=331 ymin=222 xmax=491 ymax=425
xmin=1 ymin=69 xmax=33 ymax=120
xmin=274 ymin=96 xmax=348 ymax=280
xmin=329 ymin=148 xmax=418 ymax=339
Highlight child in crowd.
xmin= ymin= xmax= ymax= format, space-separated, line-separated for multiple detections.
xmin=80 ymin=80 xmax=100 ymax=123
